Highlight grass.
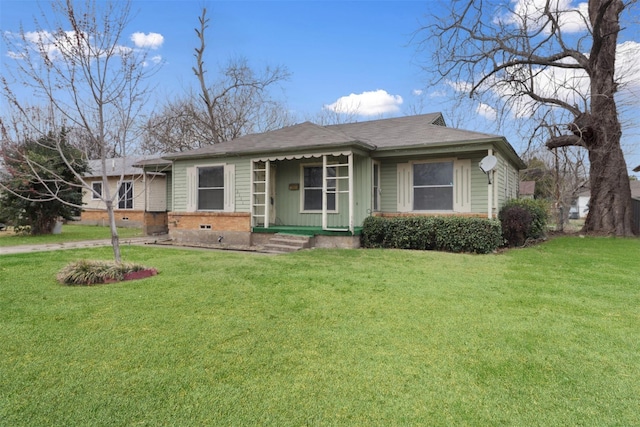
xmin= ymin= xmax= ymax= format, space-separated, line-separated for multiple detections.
xmin=0 ymin=224 xmax=143 ymax=247
xmin=1 ymin=236 xmax=639 ymax=425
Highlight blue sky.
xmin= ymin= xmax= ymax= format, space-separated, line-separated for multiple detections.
xmin=1 ymin=0 xmax=639 ymax=175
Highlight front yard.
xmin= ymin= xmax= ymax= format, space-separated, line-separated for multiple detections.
xmin=1 ymin=237 xmax=639 ymax=425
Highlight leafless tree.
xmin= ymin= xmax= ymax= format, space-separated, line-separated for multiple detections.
xmin=141 ymin=8 xmax=291 ymax=153
xmin=1 ymin=0 xmax=159 ymax=262
xmin=419 ymin=0 xmax=637 ymax=235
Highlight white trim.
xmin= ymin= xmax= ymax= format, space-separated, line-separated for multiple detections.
xmin=187 ymin=163 xmax=233 ymax=212
xmin=91 ymin=181 xmax=103 ymax=200
xmin=300 ymin=162 xmax=338 ymax=214
xmin=117 ymin=180 xmax=134 ymax=210
xmin=255 ymin=150 xmax=351 ymax=162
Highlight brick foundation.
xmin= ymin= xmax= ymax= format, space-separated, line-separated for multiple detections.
xmin=144 ymin=212 xmax=168 ymax=235
xmin=80 ymin=210 xmax=145 ymax=228
xmin=168 ymin=212 xmax=251 ymax=246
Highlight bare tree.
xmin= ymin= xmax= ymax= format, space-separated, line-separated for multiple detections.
xmin=1 ymin=0 xmax=158 ymax=262
xmin=420 ymin=0 xmax=637 ymax=236
xmin=141 ymin=8 xmax=291 ymax=153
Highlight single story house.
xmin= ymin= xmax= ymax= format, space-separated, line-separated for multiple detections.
xmin=81 ymin=156 xmax=170 ymax=234
xmin=138 ymin=113 xmax=526 ymax=248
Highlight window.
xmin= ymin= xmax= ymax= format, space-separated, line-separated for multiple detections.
xmin=91 ymin=181 xmax=102 ymax=200
xmin=198 ymin=166 xmax=224 ymax=210
xmin=118 ymin=181 xmax=133 ymax=209
xmin=302 ymin=165 xmax=336 ymax=211
xmin=413 ymin=161 xmax=453 ymax=211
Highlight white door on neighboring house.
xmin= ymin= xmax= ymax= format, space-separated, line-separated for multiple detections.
xmin=269 ymin=167 xmax=276 ymax=224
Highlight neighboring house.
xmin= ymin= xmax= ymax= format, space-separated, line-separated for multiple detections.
xmin=574 ymin=188 xmax=591 ymax=219
xmin=519 ymin=181 xmax=535 ymax=199
xmin=138 ymin=113 xmax=526 ymax=248
xmin=81 ymin=156 xmax=170 ymax=234
xmin=573 ymin=180 xmax=640 ymax=219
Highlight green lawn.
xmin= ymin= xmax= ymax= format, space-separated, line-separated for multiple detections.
xmin=0 ymin=224 xmax=143 ymax=247
xmin=1 ymin=237 xmax=639 ymax=425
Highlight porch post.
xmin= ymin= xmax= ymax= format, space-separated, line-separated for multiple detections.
xmin=487 ymin=149 xmax=493 ymax=219
xmin=264 ymin=160 xmax=271 ymax=228
xmin=322 ymin=155 xmax=328 ymax=230
xmin=348 ymin=152 xmax=354 ymax=234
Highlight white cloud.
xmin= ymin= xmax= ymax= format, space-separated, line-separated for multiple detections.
xmin=412 ymin=89 xmax=423 ymax=96
xmin=130 ymin=32 xmax=164 ymax=49
xmin=428 ymin=89 xmax=448 ymax=98
xmin=476 ymin=103 xmax=497 ymax=121
xmin=447 ymin=40 xmax=640 ymax=118
xmin=499 ymin=0 xmax=589 ymax=34
xmin=617 ymin=41 xmax=640 ymax=90
xmin=142 ymin=55 xmax=163 ymax=67
xmin=324 ymin=89 xmax=403 ymax=116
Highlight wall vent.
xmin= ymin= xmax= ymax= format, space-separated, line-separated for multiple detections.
xmin=200 ymin=224 xmax=212 ymax=230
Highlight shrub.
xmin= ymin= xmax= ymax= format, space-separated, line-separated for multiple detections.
xmin=361 ymin=216 xmax=388 ymax=248
xmin=57 ymin=260 xmax=155 ymax=285
xmin=499 ymin=206 xmax=532 ymax=247
xmin=361 ymin=215 xmax=502 ymax=254
xmin=498 ymin=198 xmax=549 ymax=246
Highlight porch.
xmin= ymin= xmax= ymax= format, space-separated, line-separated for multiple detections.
xmin=251 ymin=226 xmax=363 ymax=251
xmin=250 ymin=151 xmax=370 ymax=235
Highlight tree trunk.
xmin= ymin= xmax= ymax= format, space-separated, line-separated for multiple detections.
xmin=581 ymin=0 xmax=634 ymax=236
xmin=584 ymin=140 xmax=633 ymax=235
xmin=105 ymin=200 xmax=122 ymax=264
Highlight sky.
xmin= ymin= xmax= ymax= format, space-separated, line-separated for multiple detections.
xmin=1 ymin=0 xmax=639 ymax=176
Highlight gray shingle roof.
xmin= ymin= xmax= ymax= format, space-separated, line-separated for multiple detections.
xmin=163 ymin=113 xmax=523 ymax=167
xmin=327 ymin=114 xmax=502 ymax=150
xmin=163 ymin=122 xmax=372 ymax=160
xmin=85 ymin=155 xmax=164 ymax=178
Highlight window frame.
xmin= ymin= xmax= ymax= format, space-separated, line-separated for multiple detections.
xmin=197 ymin=165 xmax=225 ymax=211
xmin=91 ymin=181 xmax=103 ymax=200
xmin=117 ymin=180 xmax=134 ymax=210
xmin=411 ymin=160 xmax=454 ymax=212
xmin=300 ymin=163 xmax=338 ymax=213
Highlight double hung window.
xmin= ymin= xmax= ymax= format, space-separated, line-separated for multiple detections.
xmin=118 ymin=181 xmax=133 ymax=209
xmin=412 ymin=161 xmax=453 ymax=211
xmin=198 ymin=166 xmax=224 ymax=210
xmin=302 ymin=165 xmax=336 ymax=211
xmin=91 ymin=182 xmax=102 ymax=200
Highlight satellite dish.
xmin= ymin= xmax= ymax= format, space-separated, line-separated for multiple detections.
xmin=479 ymin=155 xmax=498 ymax=173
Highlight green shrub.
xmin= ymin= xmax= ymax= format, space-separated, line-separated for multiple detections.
xmin=57 ymin=260 xmax=153 ymax=285
xmin=499 ymin=206 xmax=532 ymax=247
xmin=361 ymin=215 xmax=502 ymax=254
xmin=498 ymin=199 xmax=549 ymax=246
xmin=361 ymin=216 xmax=388 ymax=248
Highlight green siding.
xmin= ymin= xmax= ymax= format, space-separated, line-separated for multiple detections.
xmin=378 ymin=154 xmax=503 ymax=215
xmin=165 ymin=173 xmax=173 ymax=211
xmin=270 ymin=155 xmax=370 ymax=228
xmin=173 ymin=157 xmax=249 ymax=212
xmin=170 ymin=146 xmax=522 ymax=223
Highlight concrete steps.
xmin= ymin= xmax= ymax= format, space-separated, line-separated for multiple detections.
xmin=262 ymin=233 xmax=312 ymax=253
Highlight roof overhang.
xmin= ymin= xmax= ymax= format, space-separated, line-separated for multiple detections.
xmin=163 ymin=140 xmax=375 ymax=162
xmin=371 ymin=137 xmax=527 ymax=169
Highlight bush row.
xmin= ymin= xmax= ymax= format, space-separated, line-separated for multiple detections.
xmin=361 ymin=215 xmax=503 ymax=254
